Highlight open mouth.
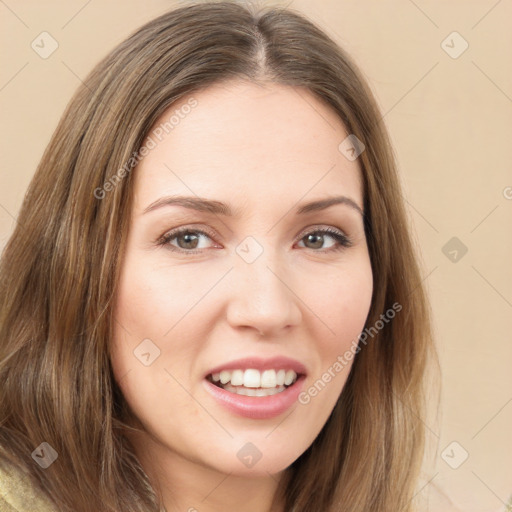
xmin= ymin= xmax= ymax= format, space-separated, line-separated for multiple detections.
xmin=206 ymin=368 xmax=300 ymax=397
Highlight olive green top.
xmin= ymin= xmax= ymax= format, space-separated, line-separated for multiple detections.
xmin=0 ymin=460 xmax=55 ymax=512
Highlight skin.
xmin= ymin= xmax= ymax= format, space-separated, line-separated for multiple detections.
xmin=110 ymin=79 xmax=373 ymax=512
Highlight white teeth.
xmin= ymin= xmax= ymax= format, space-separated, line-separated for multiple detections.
xmin=231 ymin=369 xmax=244 ymax=386
xmin=208 ymin=368 xmax=298 ymax=390
xmin=223 ymin=383 xmax=286 ymax=396
xmin=243 ymin=369 xmax=260 ymax=388
xmin=260 ymin=370 xmax=277 ymax=388
xmin=219 ymin=370 xmax=231 ymax=384
xmin=284 ymin=370 xmax=296 ymax=386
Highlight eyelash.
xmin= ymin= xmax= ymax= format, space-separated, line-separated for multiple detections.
xmin=156 ymin=225 xmax=353 ymax=255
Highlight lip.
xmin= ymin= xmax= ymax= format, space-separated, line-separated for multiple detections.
xmin=204 ymin=356 xmax=308 ymax=377
xmin=203 ymin=374 xmax=306 ymax=420
xmin=203 ymin=356 xmax=308 ymax=420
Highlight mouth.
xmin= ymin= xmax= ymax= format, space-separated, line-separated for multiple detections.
xmin=205 ymin=368 xmax=300 ymax=397
xmin=203 ymin=356 xmax=308 ymax=419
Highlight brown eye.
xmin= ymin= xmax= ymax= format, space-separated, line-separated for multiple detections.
xmin=302 ymin=233 xmax=326 ymax=250
xmin=159 ymin=228 xmax=216 ymax=253
xmin=158 ymin=226 xmax=352 ymax=255
xmin=174 ymin=231 xmax=201 ymax=250
xmin=297 ymin=228 xmax=352 ymax=252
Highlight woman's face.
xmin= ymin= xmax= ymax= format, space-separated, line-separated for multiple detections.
xmin=110 ymin=80 xmax=373 ymax=477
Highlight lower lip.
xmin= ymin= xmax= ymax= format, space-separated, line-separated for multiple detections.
xmin=203 ymin=376 xmax=306 ymax=420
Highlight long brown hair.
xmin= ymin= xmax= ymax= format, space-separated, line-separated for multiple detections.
xmin=0 ymin=2 xmax=438 ymax=511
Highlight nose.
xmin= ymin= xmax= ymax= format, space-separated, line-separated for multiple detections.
xmin=225 ymin=247 xmax=302 ymax=337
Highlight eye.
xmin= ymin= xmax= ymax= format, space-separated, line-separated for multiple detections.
xmin=158 ymin=227 xmax=217 ymax=253
xmin=157 ymin=226 xmax=352 ymax=254
xmin=297 ymin=227 xmax=352 ymax=252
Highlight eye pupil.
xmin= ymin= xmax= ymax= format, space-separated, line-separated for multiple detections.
xmin=179 ymin=233 xmax=199 ymax=249
xmin=305 ymin=233 xmax=324 ymax=249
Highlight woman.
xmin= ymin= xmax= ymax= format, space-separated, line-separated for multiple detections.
xmin=0 ymin=2 xmax=437 ymax=511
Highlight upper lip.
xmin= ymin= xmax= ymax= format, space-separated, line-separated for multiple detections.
xmin=205 ymin=356 xmax=307 ymax=378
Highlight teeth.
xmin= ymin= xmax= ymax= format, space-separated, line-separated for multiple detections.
xmin=231 ymin=369 xmax=244 ymax=386
xmin=260 ymin=370 xmax=277 ymax=388
xmin=208 ymin=368 xmax=298 ymax=389
xmin=243 ymin=369 xmax=260 ymax=388
xmin=223 ymin=383 xmax=286 ymax=396
xmin=284 ymin=370 xmax=296 ymax=386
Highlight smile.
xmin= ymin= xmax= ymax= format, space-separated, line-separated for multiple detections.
xmin=203 ymin=356 xmax=307 ymax=419
xmin=207 ymin=368 xmax=298 ymax=396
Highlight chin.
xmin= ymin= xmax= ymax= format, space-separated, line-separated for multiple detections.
xmin=204 ymin=440 xmax=304 ymax=477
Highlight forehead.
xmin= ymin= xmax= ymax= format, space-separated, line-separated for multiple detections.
xmin=133 ymin=80 xmax=364 ymax=212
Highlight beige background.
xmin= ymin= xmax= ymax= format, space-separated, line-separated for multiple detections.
xmin=1 ymin=1 xmax=511 ymax=510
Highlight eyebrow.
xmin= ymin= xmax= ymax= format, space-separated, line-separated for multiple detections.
xmin=142 ymin=195 xmax=364 ymax=217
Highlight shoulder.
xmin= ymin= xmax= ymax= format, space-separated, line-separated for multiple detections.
xmin=0 ymin=459 xmax=56 ymax=512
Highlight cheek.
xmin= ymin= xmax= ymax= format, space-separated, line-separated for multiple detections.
xmin=109 ymin=256 xmax=206 ymax=411
xmin=307 ymin=258 xmax=373 ymax=349
xmin=295 ymin=260 xmax=372 ymax=411
xmin=113 ymin=256 xmax=185 ymax=340
xmin=300 ymin=256 xmax=372 ymax=403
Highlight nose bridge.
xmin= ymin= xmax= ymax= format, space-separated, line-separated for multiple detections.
xmin=225 ymin=237 xmax=302 ymax=334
